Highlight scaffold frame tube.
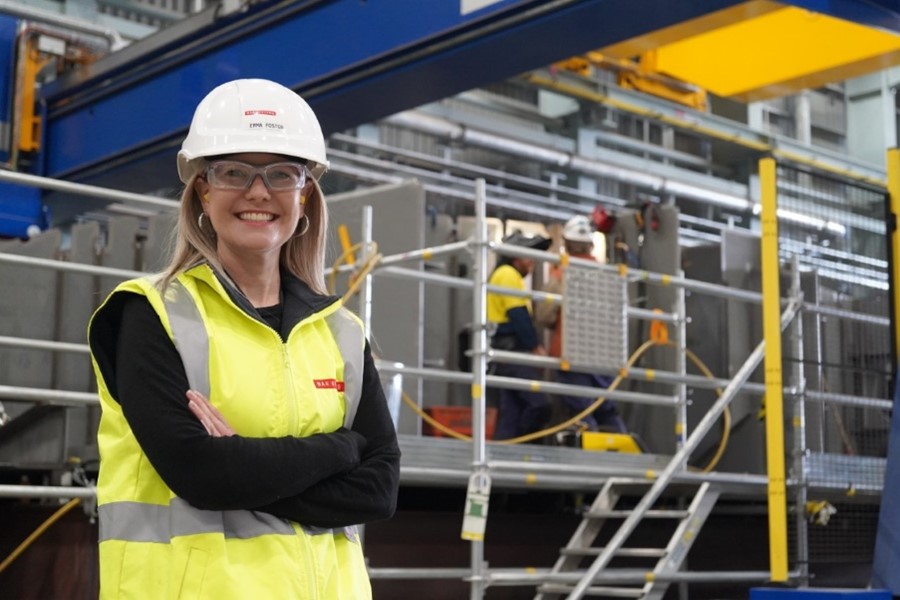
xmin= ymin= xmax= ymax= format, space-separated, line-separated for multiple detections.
xmin=0 ymin=335 xmax=90 ymax=354
xmin=0 ymin=167 xmax=177 ymax=209
xmin=373 ymin=361 xmax=678 ymax=407
xmin=0 ymin=384 xmax=97 ymax=406
xmin=565 ymin=299 xmax=800 ymax=598
xmin=0 ymin=252 xmax=143 ymax=278
xmin=0 ymin=485 xmax=94 ymax=499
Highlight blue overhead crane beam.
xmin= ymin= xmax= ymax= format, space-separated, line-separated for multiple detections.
xmin=39 ymin=0 xmax=900 ymax=192
xmin=794 ymin=0 xmax=900 ymax=29
xmin=41 ymin=0 xmax=758 ymax=189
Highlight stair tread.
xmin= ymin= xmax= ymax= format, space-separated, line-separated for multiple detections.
xmin=560 ymin=547 xmax=667 ymax=558
xmin=585 ymin=509 xmax=690 ymax=518
xmin=537 ymin=583 xmax=644 ymax=598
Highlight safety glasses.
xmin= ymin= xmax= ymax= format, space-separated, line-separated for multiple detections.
xmin=206 ymin=160 xmax=308 ymax=191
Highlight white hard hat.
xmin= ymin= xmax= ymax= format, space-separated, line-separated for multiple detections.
xmin=563 ymin=215 xmax=594 ymax=243
xmin=177 ymin=79 xmax=329 ymax=183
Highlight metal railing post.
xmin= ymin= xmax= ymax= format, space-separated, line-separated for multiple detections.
xmin=469 ymin=178 xmax=489 ymax=599
xmin=360 ymin=205 xmax=374 ymax=335
xmin=789 ymin=256 xmax=809 ymax=585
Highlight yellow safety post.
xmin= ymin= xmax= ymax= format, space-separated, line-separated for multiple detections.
xmin=887 ymin=148 xmax=900 ymax=361
xmin=759 ymin=157 xmax=788 ymax=581
xmin=337 ymin=224 xmax=356 ymax=266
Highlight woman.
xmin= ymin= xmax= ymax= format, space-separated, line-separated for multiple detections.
xmin=88 ymin=79 xmax=400 ymax=599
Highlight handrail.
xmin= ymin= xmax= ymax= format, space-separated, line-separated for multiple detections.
xmin=565 ymin=299 xmax=800 ymax=599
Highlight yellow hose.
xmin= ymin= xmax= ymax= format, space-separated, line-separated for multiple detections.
xmin=0 ymin=498 xmax=82 ymax=575
xmin=331 ymin=234 xmax=731 ymax=470
xmin=341 ymin=251 xmax=383 ymax=304
xmin=328 ymin=241 xmax=379 ymax=296
xmin=496 ymin=339 xmax=658 ymax=445
xmin=398 ymin=339 xmax=732 ymax=472
xmin=684 ymin=347 xmax=730 ymax=473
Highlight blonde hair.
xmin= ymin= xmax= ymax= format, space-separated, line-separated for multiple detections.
xmin=158 ymin=173 xmax=328 ymax=295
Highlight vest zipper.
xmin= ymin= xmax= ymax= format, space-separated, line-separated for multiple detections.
xmin=281 ymin=343 xmax=299 ymax=434
xmin=277 ymin=334 xmax=318 ymax=597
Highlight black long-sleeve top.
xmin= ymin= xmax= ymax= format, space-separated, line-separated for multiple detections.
xmin=89 ymin=273 xmax=401 ymax=529
xmin=495 ymin=305 xmax=541 ymax=351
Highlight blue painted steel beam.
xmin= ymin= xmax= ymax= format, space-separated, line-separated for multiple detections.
xmin=872 ymin=373 xmax=900 ymax=593
xmin=0 ymin=15 xmax=16 ymax=166
xmin=41 ymin=0 xmax=753 ymax=190
xmin=786 ymin=0 xmax=900 ymax=31
xmin=40 ymin=0 xmax=900 ymax=194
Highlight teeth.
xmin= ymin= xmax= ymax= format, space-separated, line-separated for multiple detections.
xmin=238 ymin=212 xmax=275 ymax=222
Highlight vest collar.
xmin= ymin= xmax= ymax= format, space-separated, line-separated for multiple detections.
xmin=185 ymin=263 xmax=341 ymax=335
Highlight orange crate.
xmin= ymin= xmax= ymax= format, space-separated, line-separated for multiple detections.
xmin=424 ymin=406 xmax=497 ymax=439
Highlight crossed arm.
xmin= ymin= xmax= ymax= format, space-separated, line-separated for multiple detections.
xmin=107 ymin=294 xmax=400 ymax=525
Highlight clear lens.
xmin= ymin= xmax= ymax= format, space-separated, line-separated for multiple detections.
xmin=207 ymin=161 xmax=307 ymax=190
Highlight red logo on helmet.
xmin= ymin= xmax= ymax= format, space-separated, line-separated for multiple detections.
xmin=313 ymin=378 xmax=345 ymax=392
xmin=244 ymin=110 xmax=277 ymax=116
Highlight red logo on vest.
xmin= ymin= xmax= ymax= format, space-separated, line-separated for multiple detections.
xmin=313 ymin=378 xmax=345 ymax=392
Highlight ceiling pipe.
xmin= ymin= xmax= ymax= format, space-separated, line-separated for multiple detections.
xmin=0 ymin=0 xmax=126 ymax=50
xmin=383 ymin=110 xmax=753 ymax=212
xmin=383 ymin=110 xmax=852 ymax=235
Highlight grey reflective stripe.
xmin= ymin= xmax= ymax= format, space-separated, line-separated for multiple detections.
xmin=319 ymin=310 xmax=364 ymax=543
xmin=325 ymin=309 xmax=365 ymax=428
xmin=163 ymin=281 xmax=210 ymax=397
xmin=99 ymin=499 xmax=295 ymax=542
xmin=343 ymin=524 xmax=360 ymax=542
xmin=165 ymin=282 xmax=364 ymax=428
xmin=301 ymin=523 xmax=360 ymax=543
xmin=302 ymin=524 xmax=332 ymax=536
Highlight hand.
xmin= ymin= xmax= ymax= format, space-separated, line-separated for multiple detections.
xmin=186 ymin=390 xmax=236 ymax=437
xmin=532 ymin=345 xmax=548 ymax=356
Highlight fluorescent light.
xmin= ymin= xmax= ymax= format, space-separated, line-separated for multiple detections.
xmin=751 ymin=203 xmax=847 ymax=236
xmin=663 ymin=180 xmax=752 ymax=211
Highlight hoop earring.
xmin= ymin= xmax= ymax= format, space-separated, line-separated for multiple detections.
xmin=295 ymin=215 xmax=310 ymax=237
xmin=198 ymin=213 xmax=207 ymax=230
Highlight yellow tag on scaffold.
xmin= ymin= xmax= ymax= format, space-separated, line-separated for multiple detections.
xmin=461 ymin=472 xmax=491 ymax=541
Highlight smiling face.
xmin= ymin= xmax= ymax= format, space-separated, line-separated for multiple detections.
xmin=194 ymin=152 xmax=311 ymax=266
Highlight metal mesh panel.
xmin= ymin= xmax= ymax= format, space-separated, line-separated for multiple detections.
xmin=560 ymin=265 xmax=628 ymax=371
xmin=775 ymin=163 xmax=890 ymax=567
xmin=788 ymin=502 xmax=880 ymax=569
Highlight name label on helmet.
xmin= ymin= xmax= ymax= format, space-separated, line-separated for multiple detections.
xmin=244 ymin=109 xmax=285 ymax=130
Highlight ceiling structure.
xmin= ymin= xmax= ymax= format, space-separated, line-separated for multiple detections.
xmin=599 ymin=0 xmax=900 ymax=101
xmin=19 ymin=0 xmax=900 ymax=222
xmin=38 ymin=1 xmax=900 ymax=180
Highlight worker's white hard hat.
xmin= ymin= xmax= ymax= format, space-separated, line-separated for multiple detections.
xmin=563 ymin=215 xmax=594 ymax=243
xmin=177 ymin=79 xmax=329 ymax=183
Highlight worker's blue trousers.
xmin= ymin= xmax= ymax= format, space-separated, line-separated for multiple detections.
xmin=556 ymin=370 xmax=626 ymax=432
xmin=492 ymin=362 xmax=551 ymax=440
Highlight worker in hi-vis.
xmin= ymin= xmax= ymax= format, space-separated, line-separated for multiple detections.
xmin=487 ymin=230 xmax=553 ymax=440
xmin=88 ymin=79 xmax=400 ymax=599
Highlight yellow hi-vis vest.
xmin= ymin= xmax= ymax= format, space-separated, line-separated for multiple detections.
xmin=90 ymin=265 xmax=370 ymax=599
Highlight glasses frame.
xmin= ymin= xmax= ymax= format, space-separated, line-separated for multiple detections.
xmin=205 ymin=160 xmax=309 ymax=191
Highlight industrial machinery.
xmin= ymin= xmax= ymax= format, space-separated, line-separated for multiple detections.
xmin=1 ymin=1 xmax=900 ymax=599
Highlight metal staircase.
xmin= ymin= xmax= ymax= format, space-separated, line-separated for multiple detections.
xmin=530 ymin=300 xmax=800 ymax=599
xmin=535 ymin=478 xmax=720 ymax=599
